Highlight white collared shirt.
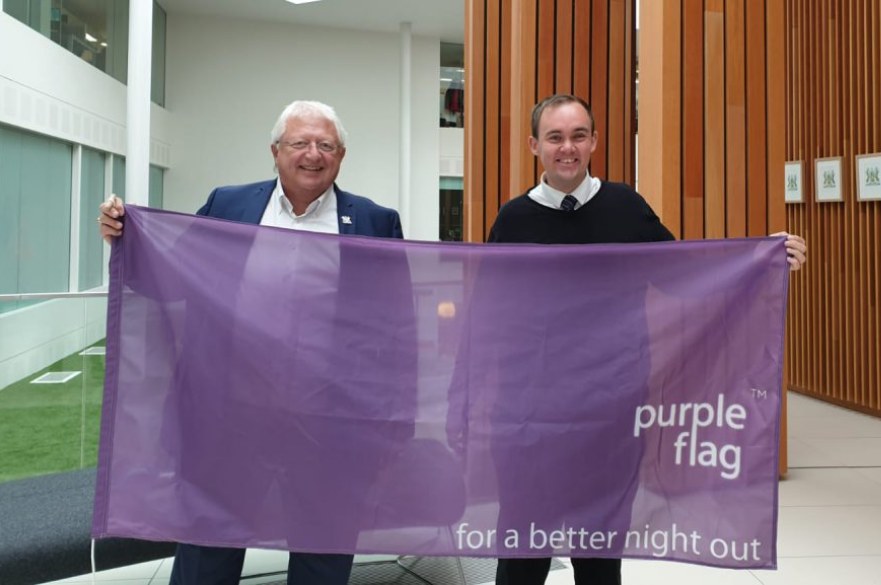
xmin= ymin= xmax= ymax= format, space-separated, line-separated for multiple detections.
xmin=260 ymin=179 xmax=340 ymax=234
xmin=527 ymin=172 xmax=602 ymax=210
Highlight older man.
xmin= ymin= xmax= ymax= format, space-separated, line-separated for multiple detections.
xmin=99 ymin=100 xmax=402 ymax=585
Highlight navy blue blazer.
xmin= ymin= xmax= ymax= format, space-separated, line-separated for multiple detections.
xmin=195 ymin=179 xmax=403 ymax=239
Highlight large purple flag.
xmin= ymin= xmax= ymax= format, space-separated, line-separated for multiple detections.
xmin=93 ymin=205 xmax=789 ymax=569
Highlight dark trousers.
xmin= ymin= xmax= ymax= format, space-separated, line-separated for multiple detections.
xmin=496 ymin=557 xmax=621 ymax=585
xmin=169 ymin=543 xmax=354 ymax=585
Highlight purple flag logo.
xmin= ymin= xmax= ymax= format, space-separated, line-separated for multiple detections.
xmin=93 ymin=206 xmax=788 ymax=569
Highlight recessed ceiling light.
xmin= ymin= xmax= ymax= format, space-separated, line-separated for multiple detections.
xmin=85 ymin=32 xmax=97 ymax=42
xmin=285 ymin=0 xmax=322 ymax=4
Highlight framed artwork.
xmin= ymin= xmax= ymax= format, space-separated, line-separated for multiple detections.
xmin=855 ymin=153 xmax=881 ymax=201
xmin=784 ymin=161 xmax=803 ymax=204
xmin=815 ymin=157 xmax=843 ymax=202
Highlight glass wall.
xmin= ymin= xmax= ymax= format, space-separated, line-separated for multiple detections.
xmin=0 ymin=125 xmax=72 ymax=307
xmin=0 ymin=129 xmax=163 ymax=485
xmin=439 ymin=177 xmax=464 ymax=241
xmin=109 ymin=156 xmax=165 ymax=208
xmin=440 ymin=42 xmax=464 ymax=128
xmin=112 ymin=154 xmax=126 ymax=198
xmin=3 ymin=0 xmax=167 ymax=106
xmin=149 ymin=164 xmax=164 ymax=209
xmin=79 ymin=147 xmax=106 ymax=291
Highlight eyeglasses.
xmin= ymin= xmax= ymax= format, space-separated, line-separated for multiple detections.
xmin=276 ymin=139 xmax=340 ymax=154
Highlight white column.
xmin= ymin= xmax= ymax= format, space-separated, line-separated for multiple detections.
xmin=125 ymin=0 xmax=153 ymax=206
xmin=69 ymin=145 xmax=83 ymax=292
xmin=399 ymin=21 xmax=412 ymax=233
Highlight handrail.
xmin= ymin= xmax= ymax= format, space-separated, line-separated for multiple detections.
xmin=0 ymin=291 xmax=108 ymax=301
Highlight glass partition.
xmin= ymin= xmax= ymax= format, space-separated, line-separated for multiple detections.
xmin=440 ymin=42 xmax=464 ymax=128
xmin=0 ymin=293 xmax=107 ymax=484
xmin=79 ymin=147 xmax=106 ymax=291
xmin=0 ymin=125 xmax=73 ymax=313
xmin=149 ymin=164 xmax=165 ymax=209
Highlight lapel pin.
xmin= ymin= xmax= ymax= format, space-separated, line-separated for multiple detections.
xmin=341 ymin=216 xmax=352 ymax=224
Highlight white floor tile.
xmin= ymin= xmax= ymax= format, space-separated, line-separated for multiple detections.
xmin=788 ymin=412 xmax=881 ymax=439
xmin=623 ymin=559 xmax=763 ymax=584
xmin=147 ymin=558 xmax=173 ymax=582
xmin=798 ymin=437 xmax=881 ymax=467
xmin=786 ymin=437 xmax=844 ymax=468
xmin=47 ymin=560 xmax=163 ymax=583
xmin=856 ymin=467 xmax=881 ymax=487
xmin=752 ymin=555 xmax=881 ymax=585
xmin=776 ymin=506 xmax=881 ymax=557
xmin=241 ymin=547 xmax=289 ymax=579
xmin=786 ymin=393 xmax=840 ymax=418
xmin=779 ymin=467 xmax=881 ymax=507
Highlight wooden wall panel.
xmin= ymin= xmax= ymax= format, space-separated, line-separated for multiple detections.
xmin=464 ymin=0 xmax=485 ymax=244
xmin=724 ymin=0 xmax=746 ymax=238
xmin=785 ymin=0 xmax=881 ymax=416
xmin=682 ymin=1 xmax=704 ymax=240
xmin=703 ymin=1 xmax=726 ymax=239
xmin=466 ymin=0 xmax=637 ymax=242
xmin=637 ymin=0 xmax=790 ymax=473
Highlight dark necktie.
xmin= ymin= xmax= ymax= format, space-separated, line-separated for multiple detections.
xmin=560 ymin=194 xmax=578 ymax=212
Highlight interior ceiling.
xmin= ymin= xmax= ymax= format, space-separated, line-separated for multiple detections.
xmin=158 ymin=0 xmax=465 ymax=43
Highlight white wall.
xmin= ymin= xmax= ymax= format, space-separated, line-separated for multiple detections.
xmin=164 ymin=13 xmax=441 ymax=241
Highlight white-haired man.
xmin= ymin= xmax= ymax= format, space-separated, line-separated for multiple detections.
xmin=99 ymin=100 xmax=402 ymax=585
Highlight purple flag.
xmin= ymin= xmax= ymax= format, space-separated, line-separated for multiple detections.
xmin=93 ymin=205 xmax=789 ymax=569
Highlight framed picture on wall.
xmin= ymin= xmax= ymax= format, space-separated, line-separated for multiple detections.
xmin=855 ymin=153 xmax=881 ymax=201
xmin=784 ymin=161 xmax=803 ymax=203
xmin=815 ymin=157 xmax=843 ymax=202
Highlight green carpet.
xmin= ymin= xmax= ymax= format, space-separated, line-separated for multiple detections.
xmin=0 ymin=345 xmax=105 ymax=484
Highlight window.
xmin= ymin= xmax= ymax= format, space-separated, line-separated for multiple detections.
xmin=0 ymin=125 xmax=72 ymax=307
xmin=440 ymin=42 xmax=464 ymax=128
xmin=79 ymin=147 xmax=106 ymax=291
xmin=3 ymin=0 xmax=168 ymax=106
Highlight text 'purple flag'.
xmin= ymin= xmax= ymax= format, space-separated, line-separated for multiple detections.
xmin=93 ymin=205 xmax=789 ymax=569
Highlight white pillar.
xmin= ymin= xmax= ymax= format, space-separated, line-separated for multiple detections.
xmin=399 ymin=21 xmax=412 ymax=233
xmin=125 ymin=0 xmax=153 ymax=206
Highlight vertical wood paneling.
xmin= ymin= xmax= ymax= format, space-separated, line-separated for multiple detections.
xmin=607 ymin=0 xmax=626 ymax=181
xmin=590 ymin=0 xmax=609 ymax=180
xmin=637 ymin=0 xmax=790 ymax=473
xmin=537 ymin=0 xmax=556 ymax=101
xmin=786 ymin=0 xmax=881 ymax=416
xmin=500 ymin=1 xmax=513 ymax=212
xmin=485 ymin=0 xmax=501 ymax=230
xmin=467 ymin=0 xmax=636 ymax=242
xmin=509 ymin=0 xmax=538 ymax=198
xmin=725 ymin=0 xmax=746 ymax=237
xmin=464 ymin=0 xmax=485 ymax=243
xmin=682 ymin=1 xmax=705 ymax=240
xmin=623 ymin=1 xmax=635 ymax=183
xmin=704 ymin=1 xmax=726 ymax=239
xmin=746 ymin=0 xmax=768 ymax=237
xmin=573 ymin=0 xmax=592 ymax=102
xmin=555 ymin=0 xmax=574 ymax=94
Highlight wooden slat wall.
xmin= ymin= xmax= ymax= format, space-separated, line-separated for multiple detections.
xmin=785 ymin=0 xmax=881 ymax=416
xmin=637 ymin=0 xmax=789 ymax=473
xmin=639 ymin=0 xmax=785 ymax=239
xmin=465 ymin=0 xmax=637 ymax=243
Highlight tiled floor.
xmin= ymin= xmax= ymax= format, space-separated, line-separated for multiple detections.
xmin=47 ymin=392 xmax=881 ymax=585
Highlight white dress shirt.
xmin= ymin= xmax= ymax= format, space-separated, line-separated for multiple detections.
xmin=260 ymin=179 xmax=339 ymax=234
xmin=527 ymin=172 xmax=602 ymax=210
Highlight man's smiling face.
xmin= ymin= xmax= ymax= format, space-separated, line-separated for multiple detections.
xmin=528 ymin=101 xmax=597 ymax=194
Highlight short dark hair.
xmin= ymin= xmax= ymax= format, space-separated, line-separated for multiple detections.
xmin=530 ymin=94 xmax=595 ymax=138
